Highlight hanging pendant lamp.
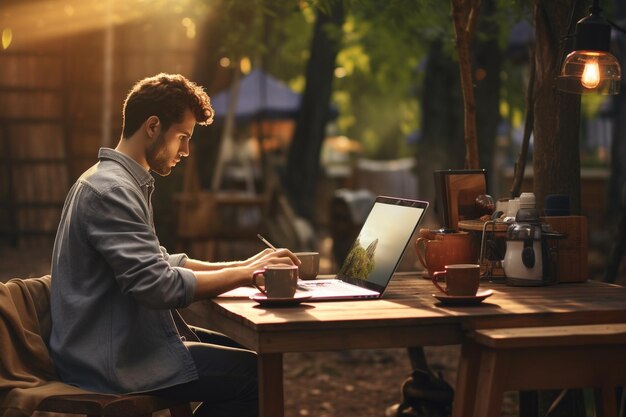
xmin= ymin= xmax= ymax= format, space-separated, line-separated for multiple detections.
xmin=557 ymin=0 xmax=621 ymax=95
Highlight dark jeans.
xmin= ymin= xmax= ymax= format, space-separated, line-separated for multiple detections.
xmin=149 ymin=326 xmax=258 ymax=417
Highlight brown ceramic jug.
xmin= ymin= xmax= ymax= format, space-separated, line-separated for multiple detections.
xmin=415 ymin=229 xmax=474 ymax=277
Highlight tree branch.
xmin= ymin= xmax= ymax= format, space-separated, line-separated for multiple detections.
xmin=511 ymin=45 xmax=536 ymax=198
xmin=451 ymin=0 xmax=481 ymax=169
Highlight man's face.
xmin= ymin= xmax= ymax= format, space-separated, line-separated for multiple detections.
xmin=146 ymin=109 xmax=196 ymax=176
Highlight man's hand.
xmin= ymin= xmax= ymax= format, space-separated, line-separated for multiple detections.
xmin=191 ymin=248 xmax=301 ymax=300
xmin=244 ymin=248 xmax=300 ymax=272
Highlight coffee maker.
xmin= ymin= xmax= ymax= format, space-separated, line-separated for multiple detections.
xmin=502 ymin=193 xmax=562 ymax=286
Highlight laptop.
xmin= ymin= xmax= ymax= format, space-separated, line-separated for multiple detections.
xmin=297 ymin=196 xmax=428 ymax=301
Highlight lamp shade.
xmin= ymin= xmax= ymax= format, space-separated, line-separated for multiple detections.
xmin=557 ymin=50 xmax=621 ymax=94
xmin=557 ymin=11 xmax=622 ymax=95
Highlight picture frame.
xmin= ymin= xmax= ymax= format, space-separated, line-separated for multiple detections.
xmin=433 ymin=169 xmax=488 ymax=230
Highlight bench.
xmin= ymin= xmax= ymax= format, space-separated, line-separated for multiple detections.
xmin=452 ymin=323 xmax=626 ymax=417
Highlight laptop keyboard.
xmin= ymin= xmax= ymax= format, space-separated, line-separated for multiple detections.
xmin=297 ymin=281 xmax=332 ymax=291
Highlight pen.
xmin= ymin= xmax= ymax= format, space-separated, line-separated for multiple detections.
xmin=257 ymin=234 xmax=277 ymax=251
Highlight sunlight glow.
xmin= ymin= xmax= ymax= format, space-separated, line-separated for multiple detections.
xmin=2 ymin=28 xmax=12 ymax=49
xmin=0 ymin=0 xmax=196 ymax=49
xmin=334 ymin=67 xmax=347 ymax=78
xmin=240 ymin=57 xmax=251 ymax=74
xmin=181 ymin=17 xmax=196 ymax=39
xmin=64 ymin=4 xmax=75 ymax=16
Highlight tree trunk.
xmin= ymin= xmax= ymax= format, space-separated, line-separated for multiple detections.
xmin=474 ymin=0 xmax=502 ymax=177
xmin=533 ymin=0 xmax=583 ymax=214
xmin=451 ymin=0 xmax=482 ymax=169
xmin=415 ymin=39 xmax=464 ymax=224
xmin=510 ymin=49 xmax=536 ymax=199
xmin=603 ymin=0 xmax=626 ymax=282
xmin=531 ymin=1 xmax=586 ymax=416
xmin=284 ymin=2 xmax=345 ymax=220
xmin=607 ymin=0 xmax=626 ymax=220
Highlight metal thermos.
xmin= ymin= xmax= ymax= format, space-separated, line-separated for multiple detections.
xmin=503 ymin=193 xmax=553 ymax=286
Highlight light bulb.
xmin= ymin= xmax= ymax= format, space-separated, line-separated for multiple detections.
xmin=581 ymin=58 xmax=600 ymax=89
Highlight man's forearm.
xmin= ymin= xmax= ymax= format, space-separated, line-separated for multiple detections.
xmin=183 ymin=258 xmax=244 ymax=271
xmin=192 ymin=267 xmax=252 ymax=300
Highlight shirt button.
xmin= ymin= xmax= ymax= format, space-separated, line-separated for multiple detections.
xmin=180 ymin=336 xmax=186 ymax=341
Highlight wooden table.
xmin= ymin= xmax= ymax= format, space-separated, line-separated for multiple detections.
xmin=188 ymin=273 xmax=626 ymax=417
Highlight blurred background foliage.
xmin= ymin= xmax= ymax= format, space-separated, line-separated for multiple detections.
xmin=188 ymin=0 xmax=538 ymax=162
xmin=1 ymin=0 xmax=621 ymax=253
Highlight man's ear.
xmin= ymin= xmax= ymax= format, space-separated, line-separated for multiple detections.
xmin=145 ymin=116 xmax=160 ymax=138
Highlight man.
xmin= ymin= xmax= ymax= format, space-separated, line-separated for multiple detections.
xmin=49 ymin=73 xmax=298 ymax=417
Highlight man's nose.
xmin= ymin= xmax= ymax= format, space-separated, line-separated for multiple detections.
xmin=179 ymin=140 xmax=190 ymax=157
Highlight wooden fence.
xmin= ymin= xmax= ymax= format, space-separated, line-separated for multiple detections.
xmin=0 ymin=10 xmax=200 ymax=248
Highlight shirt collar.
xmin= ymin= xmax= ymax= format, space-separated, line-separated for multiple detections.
xmin=98 ymin=147 xmax=154 ymax=188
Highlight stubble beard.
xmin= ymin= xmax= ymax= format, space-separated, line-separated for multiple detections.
xmin=146 ymin=133 xmax=173 ymax=177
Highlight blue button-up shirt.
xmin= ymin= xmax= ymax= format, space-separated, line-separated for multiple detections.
xmin=49 ymin=148 xmax=198 ymax=394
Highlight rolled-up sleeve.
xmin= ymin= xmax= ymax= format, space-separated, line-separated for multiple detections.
xmin=159 ymin=246 xmax=189 ymax=267
xmin=83 ymin=184 xmax=196 ymax=309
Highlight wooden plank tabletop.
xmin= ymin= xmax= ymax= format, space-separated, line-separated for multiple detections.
xmin=183 ymin=273 xmax=626 ymax=417
xmin=190 ymin=273 xmax=626 ymax=353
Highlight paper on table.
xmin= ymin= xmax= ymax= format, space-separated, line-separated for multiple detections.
xmin=218 ymin=286 xmax=259 ymax=298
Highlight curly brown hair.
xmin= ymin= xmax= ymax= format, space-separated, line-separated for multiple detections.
xmin=121 ymin=73 xmax=214 ymax=138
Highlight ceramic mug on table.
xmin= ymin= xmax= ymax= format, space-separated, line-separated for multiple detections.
xmin=252 ymin=265 xmax=298 ymax=298
xmin=415 ymin=229 xmax=473 ymax=277
xmin=295 ymin=252 xmax=320 ymax=280
xmin=431 ymin=264 xmax=481 ymax=296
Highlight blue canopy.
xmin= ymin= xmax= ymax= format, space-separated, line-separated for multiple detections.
xmin=211 ymin=69 xmax=302 ymax=121
xmin=211 ymin=69 xmax=337 ymax=121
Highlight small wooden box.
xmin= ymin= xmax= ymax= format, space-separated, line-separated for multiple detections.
xmin=541 ymin=216 xmax=588 ymax=283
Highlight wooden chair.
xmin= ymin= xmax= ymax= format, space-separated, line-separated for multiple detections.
xmin=35 ymin=393 xmax=193 ymax=417
xmin=0 ymin=276 xmax=195 ymax=417
xmin=452 ymin=323 xmax=626 ymax=417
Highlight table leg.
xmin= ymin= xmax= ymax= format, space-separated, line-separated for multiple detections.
xmin=451 ymin=340 xmax=481 ymax=417
xmin=258 ymin=353 xmax=284 ymax=417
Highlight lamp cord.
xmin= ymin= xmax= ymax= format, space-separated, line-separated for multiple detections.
xmin=558 ymin=0 xmax=583 ymax=70
xmin=566 ymin=0 xmax=580 ymax=36
xmin=591 ymin=0 xmax=600 ymax=15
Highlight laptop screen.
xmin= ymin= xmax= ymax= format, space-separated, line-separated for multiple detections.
xmin=337 ymin=196 xmax=428 ymax=293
